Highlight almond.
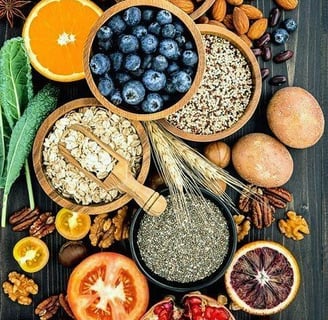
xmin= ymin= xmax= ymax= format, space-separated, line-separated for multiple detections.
xmin=223 ymin=14 xmax=234 ymax=30
xmin=247 ymin=18 xmax=268 ymax=40
xmin=239 ymin=4 xmax=263 ymax=20
xmin=274 ymin=0 xmax=298 ymax=10
xmin=211 ymin=0 xmax=227 ymax=22
xmin=239 ymin=34 xmax=253 ymax=48
xmin=226 ymin=0 xmax=243 ymax=5
xmin=233 ymin=7 xmax=249 ymax=35
xmin=208 ymin=20 xmax=226 ymax=28
xmin=169 ymin=0 xmax=195 ymax=14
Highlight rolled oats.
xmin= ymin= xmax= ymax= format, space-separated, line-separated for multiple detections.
xmin=43 ymin=107 xmax=143 ymax=205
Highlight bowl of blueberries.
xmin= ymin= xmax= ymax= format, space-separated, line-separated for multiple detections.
xmin=83 ymin=0 xmax=205 ymax=121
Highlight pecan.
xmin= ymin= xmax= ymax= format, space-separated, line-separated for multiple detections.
xmin=263 ymin=187 xmax=293 ymax=209
xmin=59 ymin=293 xmax=75 ymax=318
xmin=35 ymin=295 xmax=60 ymax=320
xmin=251 ymin=196 xmax=275 ymax=229
xmin=9 ymin=207 xmax=40 ymax=231
xmin=29 ymin=212 xmax=56 ymax=238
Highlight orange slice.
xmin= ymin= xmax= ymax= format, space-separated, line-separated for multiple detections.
xmin=224 ymin=240 xmax=301 ymax=315
xmin=22 ymin=0 xmax=103 ymax=82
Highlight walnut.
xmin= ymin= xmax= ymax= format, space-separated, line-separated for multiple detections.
xmin=233 ymin=214 xmax=251 ymax=242
xmin=89 ymin=206 xmax=129 ymax=248
xmin=278 ymin=210 xmax=310 ymax=240
xmin=2 ymin=271 xmax=38 ymax=305
xmin=35 ymin=295 xmax=60 ymax=320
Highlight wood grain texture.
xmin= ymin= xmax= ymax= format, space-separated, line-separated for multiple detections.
xmin=0 ymin=0 xmax=327 ymax=319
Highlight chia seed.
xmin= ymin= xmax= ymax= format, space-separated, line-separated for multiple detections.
xmin=167 ymin=34 xmax=253 ymax=135
xmin=137 ymin=195 xmax=230 ymax=283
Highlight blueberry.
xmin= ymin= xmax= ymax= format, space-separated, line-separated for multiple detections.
xmin=172 ymin=71 xmax=192 ymax=93
xmin=164 ymin=78 xmax=176 ymax=94
xmin=175 ymin=35 xmax=186 ymax=47
xmin=115 ymin=72 xmax=131 ymax=84
xmin=152 ymin=55 xmax=168 ymax=71
xmin=161 ymin=24 xmax=176 ymax=38
xmin=123 ymin=7 xmax=142 ymax=26
xmin=97 ymin=39 xmax=112 ymax=51
xmin=132 ymin=25 xmax=148 ymax=38
xmin=141 ymin=34 xmax=159 ymax=54
xmin=162 ymin=94 xmax=170 ymax=102
xmin=118 ymin=34 xmax=139 ymax=53
xmin=142 ymin=69 xmax=166 ymax=91
xmin=173 ymin=21 xmax=184 ymax=35
xmin=182 ymin=50 xmax=198 ymax=66
xmin=96 ymin=26 xmax=113 ymax=41
xmin=122 ymin=80 xmax=145 ymax=105
xmin=142 ymin=9 xmax=154 ymax=22
xmin=148 ymin=21 xmax=161 ymax=35
xmin=272 ymin=28 xmax=289 ymax=44
xmin=107 ymin=15 xmax=126 ymax=34
xmin=142 ymin=93 xmax=164 ymax=113
xmin=129 ymin=68 xmax=145 ymax=77
xmin=124 ymin=54 xmax=141 ymax=71
xmin=159 ymin=39 xmax=180 ymax=60
xmin=141 ymin=54 xmax=153 ymax=69
xmin=98 ymin=77 xmax=114 ymax=97
xmin=184 ymin=41 xmax=194 ymax=50
xmin=89 ymin=53 xmax=111 ymax=75
xmin=109 ymin=52 xmax=123 ymax=71
xmin=156 ymin=10 xmax=172 ymax=25
xmin=109 ymin=89 xmax=123 ymax=105
xmin=183 ymin=66 xmax=194 ymax=77
xmin=281 ymin=18 xmax=297 ymax=33
xmin=167 ymin=62 xmax=180 ymax=74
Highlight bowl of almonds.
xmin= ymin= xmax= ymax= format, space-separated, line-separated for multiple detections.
xmin=32 ymin=98 xmax=151 ymax=214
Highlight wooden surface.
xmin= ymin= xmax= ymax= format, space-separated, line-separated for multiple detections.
xmin=0 ymin=0 xmax=327 ymax=319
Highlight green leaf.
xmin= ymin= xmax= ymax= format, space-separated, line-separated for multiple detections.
xmin=1 ymin=84 xmax=59 ymax=226
xmin=0 ymin=37 xmax=33 ymax=129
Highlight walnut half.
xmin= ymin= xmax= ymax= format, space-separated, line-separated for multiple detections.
xmin=233 ymin=214 xmax=251 ymax=242
xmin=278 ymin=210 xmax=310 ymax=240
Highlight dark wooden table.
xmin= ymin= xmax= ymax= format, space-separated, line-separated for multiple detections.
xmin=0 ymin=0 xmax=327 ymax=319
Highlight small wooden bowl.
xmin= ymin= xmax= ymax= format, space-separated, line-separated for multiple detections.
xmin=190 ymin=0 xmax=216 ymax=20
xmin=159 ymin=24 xmax=262 ymax=142
xmin=83 ymin=0 xmax=205 ymax=121
xmin=33 ymin=98 xmax=151 ymax=214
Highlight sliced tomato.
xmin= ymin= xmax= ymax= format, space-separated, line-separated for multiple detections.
xmin=67 ymin=252 xmax=149 ymax=320
xmin=55 ymin=208 xmax=91 ymax=240
xmin=13 ymin=236 xmax=49 ymax=273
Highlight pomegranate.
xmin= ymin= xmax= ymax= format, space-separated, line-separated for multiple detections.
xmin=141 ymin=292 xmax=235 ymax=320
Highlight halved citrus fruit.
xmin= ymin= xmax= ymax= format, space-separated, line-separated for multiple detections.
xmin=224 ymin=240 xmax=301 ymax=316
xmin=22 ymin=0 xmax=103 ymax=82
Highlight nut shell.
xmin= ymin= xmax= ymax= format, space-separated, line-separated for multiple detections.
xmin=232 ymin=133 xmax=294 ymax=188
xmin=267 ymin=87 xmax=324 ymax=149
xmin=204 ymin=141 xmax=231 ymax=168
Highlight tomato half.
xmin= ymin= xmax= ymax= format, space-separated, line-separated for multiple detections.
xmin=55 ymin=208 xmax=91 ymax=240
xmin=67 ymin=252 xmax=149 ymax=320
xmin=13 ymin=236 xmax=49 ymax=273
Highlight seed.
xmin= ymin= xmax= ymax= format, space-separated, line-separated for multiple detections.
xmin=262 ymin=46 xmax=272 ymax=61
xmin=252 ymin=48 xmax=262 ymax=57
xmin=255 ymin=32 xmax=271 ymax=48
xmin=269 ymin=7 xmax=281 ymax=27
xmin=273 ymin=50 xmax=294 ymax=63
xmin=270 ymin=75 xmax=287 ymax=86
xmin=261 ymin=68 xmax=270 ymax=80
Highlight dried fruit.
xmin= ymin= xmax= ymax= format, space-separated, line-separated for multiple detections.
xmin=211 ymin=0 xmax=227 ymax=22
xmin=274 ymin=0 xmax=298 ymax=11
xmin=239 ymin=4 xmax=263 ymax=20
xmin=169 ymin=0 xmax=195 ymax=14
xmin=278 ymin=210 xmax=310 ymax=240
xmin=225 ymin=240 xmax=301 ymax=315
xmin=247 ymin=18 xmax=268 ymax=40
xmin=232 ymin=7 xmax=249 ymax=35
xmin=204 ymin=141 xmax=231 ymax=168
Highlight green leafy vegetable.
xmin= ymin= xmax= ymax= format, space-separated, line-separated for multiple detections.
xmin=1 ymin=84 xmax=59 ymax=227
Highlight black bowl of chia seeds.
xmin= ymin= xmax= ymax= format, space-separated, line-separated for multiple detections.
xmin=129 ymin=188 xmax=237 ymax=292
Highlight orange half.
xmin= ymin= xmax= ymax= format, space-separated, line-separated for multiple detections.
xmin=22 ymin=0 xmax=103 ymax=82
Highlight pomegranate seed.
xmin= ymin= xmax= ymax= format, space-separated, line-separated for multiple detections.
xmin=191 ymin=305 xmax=202 ymax=316
xmin=204 ymin=306 xmax=215 ymax=318
xmin=154 ymin=305 xmax=164 ymax=315
xmin=186 ymin=297 xmax=202 ymax=305
xmin=212 ymin=308 xmax=230 ymax=320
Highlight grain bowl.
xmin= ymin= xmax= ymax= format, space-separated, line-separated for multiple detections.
xmin=33 ymin=98 xmax=150 ymax=214
xmin=83 ymin=0 xmax=205 ymax=121
xmin=129 ymin=188 xmax=237 ymax=292
xmin=159 ymin=24 xmax=262 ymax=142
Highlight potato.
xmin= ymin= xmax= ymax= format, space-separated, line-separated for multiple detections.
xmin=232 ymin=133 xmax=294 ymax=188
xmin=267 ymin=87 xmax=324 ymax=149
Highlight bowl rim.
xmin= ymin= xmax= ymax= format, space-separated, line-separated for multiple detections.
xmin=129 ymin=187 xmax=237 ymax=292
xmin=83 ymin=0 xmax=206 ymax=122
xmin=32 ymin=97 xmax=151 ymax=214
xmin=158 ymin=24 xmax=262 ymax=142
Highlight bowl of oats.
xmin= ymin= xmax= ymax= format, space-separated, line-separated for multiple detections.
xmin=159 ymin=24 xmax=262 ymax=142
xmin=33 ymin=98 xmax=151 ymax=214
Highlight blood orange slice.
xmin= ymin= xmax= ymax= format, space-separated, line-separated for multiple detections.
xmin=224 ymin=240 xmax=301 ymax=316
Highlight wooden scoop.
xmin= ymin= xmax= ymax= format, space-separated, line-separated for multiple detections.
xmin=58 ymin=124 xmax=167 ymax=216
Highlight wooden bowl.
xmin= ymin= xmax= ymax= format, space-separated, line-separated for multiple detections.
xmin=33 ymin=98 xmax=151 ymax=214
xmin=83 ymin=0 xmax=205 ymax=121
xmin=190 ymin=0 xmax=216 ymax=20
xmin=159 ymin=24 xmax=262 ymax=142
